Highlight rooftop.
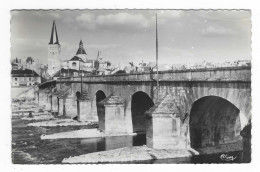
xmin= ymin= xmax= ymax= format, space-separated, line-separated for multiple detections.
xmin=69 ymin=56 xmax=85 ymax=62
xmin=11 ymin=69 xmax=40 ymax=77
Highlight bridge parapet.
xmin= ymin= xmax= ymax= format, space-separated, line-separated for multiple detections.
xmin=58 ymin=67 xmax=250 ymax=83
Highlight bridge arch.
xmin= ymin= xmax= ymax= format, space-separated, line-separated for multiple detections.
xmin=184 ymin=87 xmax=250 ymax=130
xmin=189 ymin=96 xmax=241 ymax=150
xmin=96 ymin=90 xmax=107 ymax=131
xmin=131 ymin=91 xmax=154 ymax=133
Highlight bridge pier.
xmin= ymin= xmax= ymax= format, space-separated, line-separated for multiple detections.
xmin=64 ymin=97 xmax=76 ymax=117
xmin=38 ymin=91 xmax=47 ymax=108
xmin=97 ymin=101 xmax=105 ymax=131
xmin=146 ymin=95 xmax=188 ymax=150
xmin=38 ymin=89 xmax=52 ymax=110
xmin=98 ymin=95 xmax=132 ymax=134
xmin=77 ymin=91 xmax=97 ymax=121
xmin=78 ymin=100 xmax=92 ymax=121
xmin=239 ymin=112 xmax=249 ymax=130
xmin=91 ymin=99 xmax=98 ymax=119
xmin=58 ymin=97 xmax=65 ymax=116
xmin=45 ymin=95 xmax=52 ymax=111
xmin=35 ymin=92 xmax=39 ymax=105
xmin=51 ymin=94 xmax=59 ymax=115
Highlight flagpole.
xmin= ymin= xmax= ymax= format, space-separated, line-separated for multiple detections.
xmin=156 ymin=14 xmax=159 ymax=100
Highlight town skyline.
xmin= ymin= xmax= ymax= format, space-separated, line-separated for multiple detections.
xmin=11 ymin=10 xmax=251 ymax=66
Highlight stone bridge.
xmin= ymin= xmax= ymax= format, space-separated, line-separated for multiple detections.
xmin=36 ymin=66 xmax=251 ymax=151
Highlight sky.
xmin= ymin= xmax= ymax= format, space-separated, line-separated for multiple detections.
xmin=11 ymin=10 xmax=251 ymax=66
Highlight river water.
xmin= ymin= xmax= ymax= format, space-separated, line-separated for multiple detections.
xmin=12 ymin=116 xmax=245 ymax=164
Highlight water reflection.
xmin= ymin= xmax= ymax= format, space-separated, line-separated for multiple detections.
xmin=80 ymin=138 xmax=103 ymax=153
xmin=77 ymin=134 xmax=146 ymax=153
xmin=105 ymin=136 xmax=133 ymax=150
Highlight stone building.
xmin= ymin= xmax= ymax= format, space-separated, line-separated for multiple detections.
xmin=59 ymin=40 xmax=111 ymax=76
xmin=11 ymin=69 xmax=41 ymax=86
xmin=61 ymin=40 xmax=95 ymax=72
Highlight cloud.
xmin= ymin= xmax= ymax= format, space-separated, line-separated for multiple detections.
xmin=11 ymin=38 xmax=31 ymax=47
xmin=158 ymin=10 xmax=183 ymax=23
xmin=88 ymin=43 xmax=120 ymax=49
xmin=76 ymin=13 xmax=95 ymax=23
xmin=63 ymin=16 xmax=74 ymax=23
xmin=200 ymin=26 xmax=236 ymax=36
xmin=76 ymin=13 xmax=97 ymax=30
xmin=75 ymin=12 xmax=152 ymax=31
xmin=74 ymin=11 xmax=185 ymax=32
xmin=96 ymin=13 xmax=150 ymax=28
xmin=49 ymin=12 xmax=61 ymax=19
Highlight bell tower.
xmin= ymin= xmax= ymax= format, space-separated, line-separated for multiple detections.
xmin=47 ymin=20 xmax=61 ymax=76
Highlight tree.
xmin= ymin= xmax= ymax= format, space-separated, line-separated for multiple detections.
xmin=129 ymin=62 xmax=134 ymax=67
xmin=26 ymin=57 xmax=34 ymax=64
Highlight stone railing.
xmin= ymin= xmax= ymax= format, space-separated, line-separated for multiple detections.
xmin=57 ymin=66 xmax=251 ymax=83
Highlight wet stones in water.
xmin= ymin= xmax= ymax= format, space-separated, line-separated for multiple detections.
xmin=72 ymin=116 xmax=79 ymax=121
xmin=29 ymin=112 xmax=33 ymax=118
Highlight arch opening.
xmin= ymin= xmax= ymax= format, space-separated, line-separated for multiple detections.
xmin=131 ymin=91 xmax=154 ymax=133
xmin=189 ymin=96 xmax=241 ymax=150
xmin=96 ymin=90 xmax=106 ymax=103
xmin=96 ymin=90 xmax=106 ymax=131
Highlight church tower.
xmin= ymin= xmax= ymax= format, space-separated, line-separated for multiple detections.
xmin=47 ymin=21 xmax=61 ymax=76
xmin=76 ymin=40 xmax=87 ymax=60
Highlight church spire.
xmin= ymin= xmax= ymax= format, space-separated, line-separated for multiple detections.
xmin=76 ymin=40 xmax=87 ymax=55
xmin=49 ymin=20 xmax=60 ymax=45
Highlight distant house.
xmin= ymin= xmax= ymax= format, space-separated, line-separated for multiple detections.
xmin=138 ymin=62 xmax=151 ymax=73
xmin=11 ymin=57 xmax=23 ymax=70
xmin=11 ymin=69 xmax=41 ymax=87
xmin=12 ymin=63 xmax=19 ymax=70
xmin=97 ymin=61 xmax=111 ymax=75
xmin=85 ymin=59 xmax=96 ymax=72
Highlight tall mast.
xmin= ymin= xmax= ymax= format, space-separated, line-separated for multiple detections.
xmin=59 ymin=59 xmax=61 ymax=89
xmin=79 ymin=60 xmax=83 ymax=93
xmin=156 ymin=14 xmax=159 ymax=100
xmin=81 ymin=61 xmax=83 ymax=93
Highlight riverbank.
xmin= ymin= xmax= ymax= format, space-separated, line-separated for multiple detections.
xmin=21 ymin=114 xmax=55 ymax=121
xmin=62 ymin=146 xmax=198 ymax=164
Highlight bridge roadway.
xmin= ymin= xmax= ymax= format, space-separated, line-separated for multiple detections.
xmin=37 ymin=66 xmax=251 ymax=151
